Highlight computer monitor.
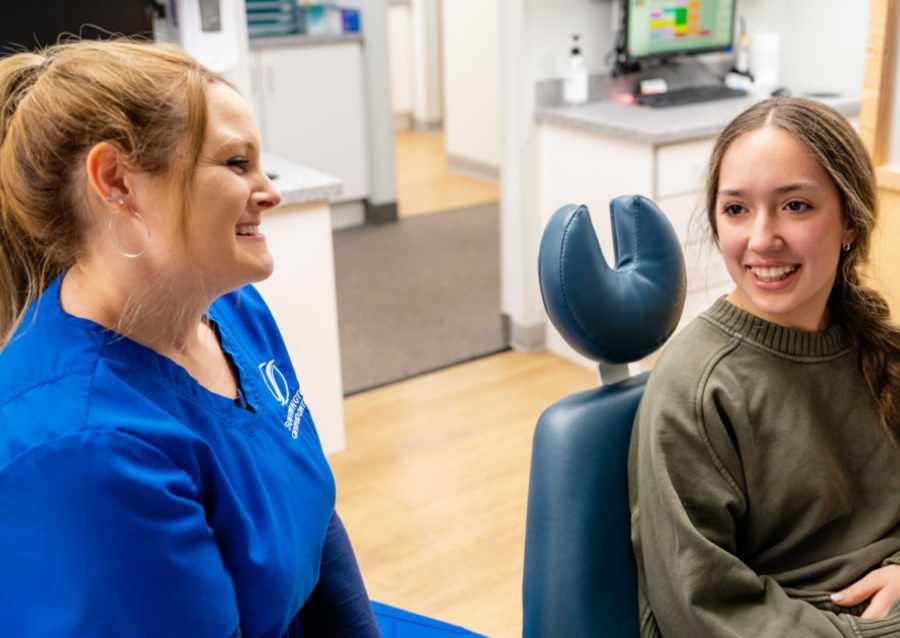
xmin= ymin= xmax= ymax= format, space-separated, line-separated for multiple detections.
xmin=625 ymin=0 xmax=736 ymax=61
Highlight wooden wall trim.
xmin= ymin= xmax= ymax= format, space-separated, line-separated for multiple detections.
xmin=877 ymin=165 xmax=900 ymax=192
xmin=860 ymin=0 xmax=897 ymax=166
xmin=862 ymin=0 xmax=900 ymax=316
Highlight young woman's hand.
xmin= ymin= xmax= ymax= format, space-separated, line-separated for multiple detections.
xmin=832 ymin=565 xmax=900 ymax=619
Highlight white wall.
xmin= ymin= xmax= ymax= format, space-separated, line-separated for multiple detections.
xmin=388 ymin=4 xmax=415 ymax=115
xmin=525 ymin=0 xmax=869 ymax=94
xmin=388 ymin=0 xmax=442 ymax=127
xmin=736 ymin=0 xmax=869 ymax=96
xmin=499 ymin=0 xmax=543 ymax=343
xmin=528 ymin=0 xmax=616 ymax=80
xmin=412 ymin=0 xmax=443 ymax=127
xmin=359 ymin=0 xmax=398 ymax=208
xmin=522 ymin=0 xmax=869 ymax=95
xmin=255 ymin=201 xmax=346 ymax=455
xmin=442 ymin=0 xmax=502 ymax=168
xmin=498 ymin=0 xmax=617 ymax=344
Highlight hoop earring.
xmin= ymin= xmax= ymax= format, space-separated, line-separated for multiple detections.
xmin=106 ymin=198 xmax=150 ymax=259
xmin=842 ymin=242 xmax=853 ymax=253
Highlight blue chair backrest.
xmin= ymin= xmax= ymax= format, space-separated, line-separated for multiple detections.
xmin=522 ymin=196 xmax=686 ymax=638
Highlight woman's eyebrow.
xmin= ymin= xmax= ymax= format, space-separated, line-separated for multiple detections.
xmin=773 ymin=182 xmax=820 ymax=194
xmin=214 ymin=138 xmax=258 ymax=154
xmin=718 ymin=182 xmax=820 ymax=197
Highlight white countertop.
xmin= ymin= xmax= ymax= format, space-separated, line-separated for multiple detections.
xmin=249 ymin=33 xmax=364 ymax=51
xmin=536 ymin=94 xmax=862 ymax=145
xmin=263 ymin=153 xmax=342 ymax=207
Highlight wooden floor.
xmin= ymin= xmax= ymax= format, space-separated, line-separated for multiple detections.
xmin=328 ymin=350 xmax=596 ymax=638
xmin=394 ymin=130 xmax=501 ymax=218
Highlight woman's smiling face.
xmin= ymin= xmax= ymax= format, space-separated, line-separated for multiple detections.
xmin=715 ymin=125 xmax=855 ymax=331
xmin=182 ymin=82 xmax=281 ymax=293
xmin=130 ymin=81 xmax=281 ymax=296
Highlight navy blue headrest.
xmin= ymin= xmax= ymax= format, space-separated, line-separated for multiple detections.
xmin=538 ymin=195 xmax=686 ymax=365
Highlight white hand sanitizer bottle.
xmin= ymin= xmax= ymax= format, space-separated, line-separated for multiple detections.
xmin=563 ymin=34 xmax=589 ymax=106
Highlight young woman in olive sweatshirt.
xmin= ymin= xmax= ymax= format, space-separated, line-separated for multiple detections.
xmin=629 ymin=97 xmax=900 ymax=637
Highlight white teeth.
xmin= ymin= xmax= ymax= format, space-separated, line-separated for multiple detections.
xmin=236 ymin=224 xmax=259 ymax=236
xmin=750 ymin=265 xmax=798 ymax=281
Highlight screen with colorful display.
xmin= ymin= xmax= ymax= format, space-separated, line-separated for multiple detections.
xmin=626 ymin=0 xmax=735 ymax=60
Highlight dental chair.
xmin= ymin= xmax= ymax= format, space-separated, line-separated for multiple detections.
xmin=522 ymin=196 xmax=686 ymax=638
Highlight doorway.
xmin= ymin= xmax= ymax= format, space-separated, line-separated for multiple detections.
xmin=332 ymin=0 xmax=506 ymax=395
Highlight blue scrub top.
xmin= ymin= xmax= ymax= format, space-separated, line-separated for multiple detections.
xmin=0 ymin=275 xmax=336 ymax=638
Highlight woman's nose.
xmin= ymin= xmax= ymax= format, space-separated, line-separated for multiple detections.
xmin=254 ymin=178 xmax=282 ymax=210
xmin=748 ymin=212 xmax=784 ymax=252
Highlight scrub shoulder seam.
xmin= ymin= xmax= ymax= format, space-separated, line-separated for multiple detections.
xmin=0 ymin=428 xmax=191 ymax=487
xmin=0 ymin=364 xmax=99 ymax=412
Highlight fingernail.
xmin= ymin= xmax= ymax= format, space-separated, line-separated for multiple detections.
xmin=831 ymin=593 xmax=844 ymax=602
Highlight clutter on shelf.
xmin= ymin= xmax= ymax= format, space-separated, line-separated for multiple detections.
xmin=246 ymin=1 xmax=361 ymax=40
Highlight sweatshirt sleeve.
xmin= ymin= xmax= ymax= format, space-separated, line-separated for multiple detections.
xmin=630 ymin=366 xmax=900 ymax=638
xmin=882 ymin=551 xmax=900 ymax=568
xmin=0 ymin=430 xmax=240 ymax=638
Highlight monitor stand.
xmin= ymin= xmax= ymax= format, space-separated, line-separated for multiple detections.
xmin=633 ymin=55 xmax=729 ymax=93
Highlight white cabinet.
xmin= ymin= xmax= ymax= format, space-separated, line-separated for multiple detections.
xmin=251 ymin=42 xmax=369 ymax=202
xmin=538 ymin=125 xmax=732 ymax=371
xmin=254 ymin=199 xmax=346 ymax=455
xmin=654 ymin=190 xmax=706 ymax=245
xmin=655 ymin=138 xmax=715 ymax=199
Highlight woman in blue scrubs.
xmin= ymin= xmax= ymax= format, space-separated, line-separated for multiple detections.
xmin=0 ymin=39 xmax=379 ymax=637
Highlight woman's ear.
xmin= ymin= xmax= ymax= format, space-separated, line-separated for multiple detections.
xmin=842 ymin=224 xmax=858 ymax=249
xmin=84 ymin=142 xmax=128 ymax=205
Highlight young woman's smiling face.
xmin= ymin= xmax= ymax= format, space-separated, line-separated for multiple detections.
xmin=715 ymin=126 xmax=855 ymax=331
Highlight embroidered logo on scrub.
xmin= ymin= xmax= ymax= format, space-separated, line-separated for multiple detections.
xmin=258 ymin=359 xmax=306 ymax=440
xmin=284 ymin=389 xmax=307 ymax=440
xmin=259 ymin=360 xmax=289 ymax=406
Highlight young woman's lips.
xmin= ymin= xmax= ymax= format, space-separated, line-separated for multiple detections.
xmin=746 ymin=264 xmax=801 ymax=290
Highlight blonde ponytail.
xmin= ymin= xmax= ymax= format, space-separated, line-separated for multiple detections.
xmin=0 ymin=39 xmax=221 ymax=349
xmin=0 ymin=52 xmax=68 ymax=347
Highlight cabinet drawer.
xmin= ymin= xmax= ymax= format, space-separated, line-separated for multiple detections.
xmin=654 ymin=193 xmax=730 ymax=293
xmin=655 ymin=138 xmax=715 ymax=199
xmin=656 ymin=192 xmax=708 ymax=245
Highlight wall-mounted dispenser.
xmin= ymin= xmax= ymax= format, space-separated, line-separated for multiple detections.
xmin=160 ymin=0 xmax=240 ymax=74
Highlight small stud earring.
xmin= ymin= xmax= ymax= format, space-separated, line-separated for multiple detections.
xmin=842 ymin=242 xmax=852 ymax=253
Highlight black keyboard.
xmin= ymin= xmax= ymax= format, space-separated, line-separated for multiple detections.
xmin=637 ymin=85 xmax=748 ymax=108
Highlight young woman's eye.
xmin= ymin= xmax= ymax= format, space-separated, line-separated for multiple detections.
xmin=227 ymin=157 xmax=250 ymax=172
xmin=722 ymin=203 xmax=745 ymax=217
xmin=785 ymin=200 xmax=811 ymax=213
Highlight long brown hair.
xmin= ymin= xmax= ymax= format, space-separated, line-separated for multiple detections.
xmin=704 ymin=97 xmax=900 ymax=442
xmin=0 ymin=39 xmax=222 ymax=349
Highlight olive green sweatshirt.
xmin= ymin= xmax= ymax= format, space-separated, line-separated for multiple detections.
xmin=628 ymin=297 xmax=900 ymax=637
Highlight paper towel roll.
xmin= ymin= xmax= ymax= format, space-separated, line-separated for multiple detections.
xmin=751 ymin=32 xmax=781 ymax=90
